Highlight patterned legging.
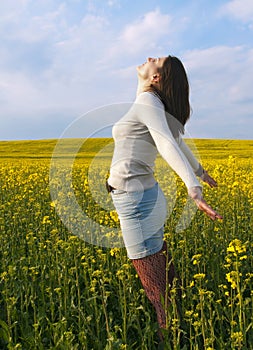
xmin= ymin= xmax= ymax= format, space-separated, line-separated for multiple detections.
xmin=131 ymin=241 xmax=181 ymax=332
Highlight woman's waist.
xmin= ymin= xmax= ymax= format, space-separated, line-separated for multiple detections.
xmin=107 ymin=173 xmax=156 ymax=192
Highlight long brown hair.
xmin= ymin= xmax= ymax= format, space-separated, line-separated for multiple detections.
xmin=151 ymin=55 xmax=191 ymax=136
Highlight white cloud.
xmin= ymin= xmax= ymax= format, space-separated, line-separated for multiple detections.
xmin=184 ymin=45 xmax=252 ymax=103
xmin=0 ymin=70 xmax=48 ymax=110
xmin=219 ymin=0 xmax=253 ymax=25
xmin=15 ymin=4 xmax=66 ymax=43
xmin=183 ymin=46 xmax=253 ymax=138
xmin=0 ymin=1 xmax=64 ymax=42
xmin=107 ymin=9 xmax=172 ymax=60
xmin=107 ymin=0 xmax=121 ymax=7
xmin=0 ymin=5 xmax=175 ymax=104
xmin=0 ymin=2 xmax=113 ymax=112
xmin=45 ymin=13 xmax=112 ymax=97
xmin=0 ymin=1 xmax=252 ymax=140
xmin=122 ymin=9 xmax=171 ymax=47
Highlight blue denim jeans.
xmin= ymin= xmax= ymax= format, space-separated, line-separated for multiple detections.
xmin=111 ymin=183 xmax=167 ymax=259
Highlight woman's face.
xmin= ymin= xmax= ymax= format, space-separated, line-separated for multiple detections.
xmin=137 ymin=57 xmax=166 ymax=80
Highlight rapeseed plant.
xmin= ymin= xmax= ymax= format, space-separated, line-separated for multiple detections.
xmin=0 ymin=140 xmax=252 ymax=349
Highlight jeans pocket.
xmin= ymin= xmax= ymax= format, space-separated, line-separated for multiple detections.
xmin=111 ymin=189 xmax=127 ymax=195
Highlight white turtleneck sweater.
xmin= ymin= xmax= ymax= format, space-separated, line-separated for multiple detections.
xmin=108 ymin=91 xmax=203 ymax=196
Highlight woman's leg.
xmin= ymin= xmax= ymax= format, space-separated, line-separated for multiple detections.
xmin=131 ymin=241 xmax=180 ymax=333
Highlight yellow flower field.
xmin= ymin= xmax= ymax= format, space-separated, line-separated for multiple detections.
xmin=0 ymin=138 xmax=252 ymax=349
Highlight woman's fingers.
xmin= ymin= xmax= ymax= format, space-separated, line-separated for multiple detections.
xmin=208 ymin=178 xmax=217 ymax=187
xmin=205 ymin=174 xmax=217 ymax=188
xmin=195 ymin=198 xmax=223 ymax=220
xmin=201 ymin=170 xmax=218 ymax=188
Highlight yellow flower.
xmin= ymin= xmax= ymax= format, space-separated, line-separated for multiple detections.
xmin=192 ymin=254 xmax=202 ymax=260
xmin=0 ymin=271 xmax=8 ymax=281
xmin=68 ymin=235 xmax=79 ymax=241
xmin=239 ymin=255 xmax=247 ymax=260
xmin=189 ymin=281 xmax=195 ymax=287
xmin=192 ymin=254 xmax=202 ymax=265
xmin=193 ymin=273 xmax=206 ymax=280
xmin=185 ymin=310 xmax=193 ymax=318
xmin=226 ymin=271 xmax=238 ymax=289
xmin=110 ymin=247 xmax=121 ymax=257
xmin=227 ymin=239 xmax=246 ymax=255
xmin=50 ymin=200 xmax=57 ymax=208
xmin=231 ymin=331 xmax=244 ymax=345
xmin=92 ymin=270 xmax=102 ymax=278
xmin=42 ymin=215 xmax=51 ymax=224
xmin=110 ymin=210 xmax=119 ymax=223
xmin=116 ymin=269 xmax=125 ymax=280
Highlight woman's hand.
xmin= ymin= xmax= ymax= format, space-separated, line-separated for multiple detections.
xmin=200 ymin=170 xmax=217 ymax=188
xmin=188 ymin=186 xmax=223 ymax=221
xmin=194 ymin=197 xmax=223 ymax=220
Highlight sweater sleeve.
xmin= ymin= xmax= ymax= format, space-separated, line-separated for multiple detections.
xmin=177 ymin=135 xmax=204 ymax=177
xmin=135 ymin=92 xmax=202 ymax=192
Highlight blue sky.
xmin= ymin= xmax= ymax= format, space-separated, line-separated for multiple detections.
xmin=0 ymin=0 xmax=253 ymax=140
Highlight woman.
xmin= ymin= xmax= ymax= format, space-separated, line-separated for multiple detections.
xmin=107 ymin=56 xmax=222 ymax=341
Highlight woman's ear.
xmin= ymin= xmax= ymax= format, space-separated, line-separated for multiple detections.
xmin=151 ymin=73 xmax=161 ymax=84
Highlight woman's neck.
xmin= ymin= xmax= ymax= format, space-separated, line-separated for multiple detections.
xmin=136 ymin=77 xmax=161 ymax=96
xmin=136 ymin=82 xmax=145 ymax=96
xmin=136 ymin=79 xmax=153 ymax=96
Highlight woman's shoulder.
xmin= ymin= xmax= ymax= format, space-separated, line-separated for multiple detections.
xmin=135 ymin=91 xmax=164 ymax=109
